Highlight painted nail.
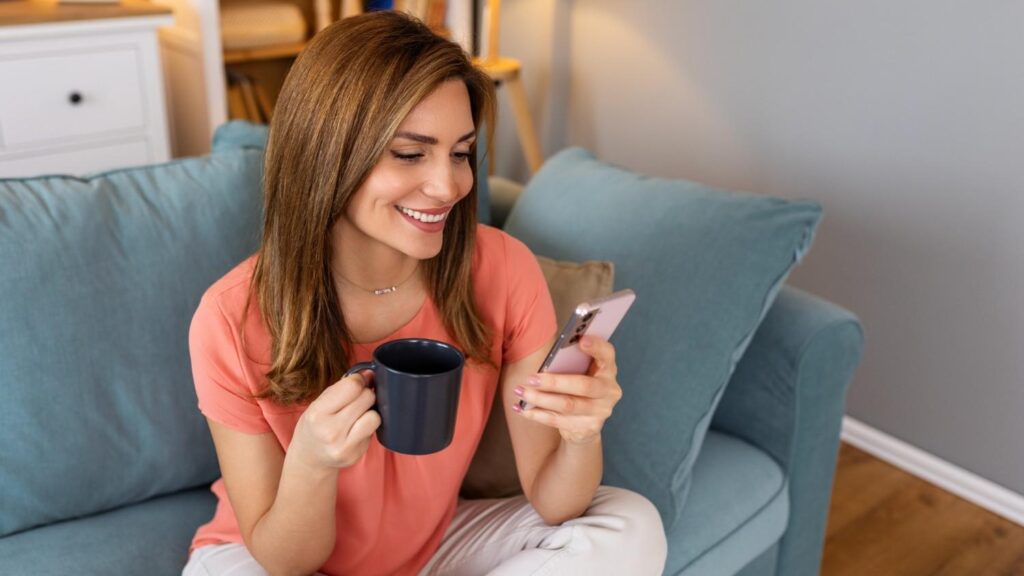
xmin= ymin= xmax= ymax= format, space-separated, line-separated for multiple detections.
xmin=514 ymin=386 xmax=524 ymax=397
xmin=528 ymin=375 xmax=541 ymax=386
xmin=512 ymin=402 xmax=523 ymax=412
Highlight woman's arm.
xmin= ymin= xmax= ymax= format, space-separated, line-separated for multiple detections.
xmin=208 ymin=420 xmax=339 ymax=576
xmin=207 ymin=373 xmax=380 ymax=576
xmin=500 ymin=336 xmax=622 ymax=525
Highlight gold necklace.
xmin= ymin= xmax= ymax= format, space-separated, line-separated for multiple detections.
xmin=334 ymin=263 xmax=420 ymax=296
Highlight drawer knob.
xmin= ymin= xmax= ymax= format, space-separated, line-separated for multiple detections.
xmin=68 ymin=92 xmax=83 ymax=105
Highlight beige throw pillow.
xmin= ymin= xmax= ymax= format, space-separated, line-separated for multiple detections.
xmin=460 ymin=256 xmax=615 ymax=499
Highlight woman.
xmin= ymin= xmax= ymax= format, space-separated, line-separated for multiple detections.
xmin=184 ymin=11 xmax=666 ymax=576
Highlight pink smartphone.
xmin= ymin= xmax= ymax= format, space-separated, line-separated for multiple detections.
xmin=517 ymin=288 xmax=636 ymax=411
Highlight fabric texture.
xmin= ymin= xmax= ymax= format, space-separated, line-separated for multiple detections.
xmin=0 ymin=128 xmax=264 ymax=537
xmin=185 ymin=486 xmax=665 ymax=576
xmin=420 ymin=485 xmax=666 ymax=575
xmin=184 ymin=543 xmax=327 ymax=575
xmin=0 ymin=488 xmax=216 ymax=575
xmin=461 ymin=255 xmax=615 ymax=499
xmin=503 ymin=147 xmax=822 ymax=530
xmin=188 ymin=225 xmax=557 ymax=576
xmin=710 ymin=286 xmax=864 ymax=576
xmin=667 ymin=432 xmax=788 ymax=576
xmin=732 ymin=544 xmax=780 ymax=576
xmin=536 ymin=256 xmax=616 ymax=329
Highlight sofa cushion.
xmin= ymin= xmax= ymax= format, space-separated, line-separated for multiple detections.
xmin=503 ymin=147 xmax=820 ymax=530
xmin=669 ymin=431 xmax=789 ymax=576
xmin=536 ymin=255 xmax=615 ymax=327
xmin=461 ymin=256 xmax=615 ymax=499
xmin=0 ymin=488 xmax=216 ymax=576
xmin=0 ymin=123 xmax=265 ymax=536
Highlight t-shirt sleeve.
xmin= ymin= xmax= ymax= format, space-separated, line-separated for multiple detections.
xmin=501 ymin=233 xmax=558 ymax=364
xmin=189 ymin=294 xmax=271 ymax=434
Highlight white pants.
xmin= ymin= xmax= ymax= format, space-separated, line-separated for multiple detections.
xmin=183 ymin=486 xmax=667 ymax=576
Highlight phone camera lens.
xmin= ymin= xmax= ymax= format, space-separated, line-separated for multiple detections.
xmin=583 ymin=311 xmax=595 ymax=321
xmin=569 ymin=334 xmax=582 ymax=344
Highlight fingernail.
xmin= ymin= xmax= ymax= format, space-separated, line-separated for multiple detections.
xmin=512 ymin=402 xmax=523 ymax=413
xmin=528 ymin=375 xmax=541 ymax=386
xmin=514 ymin=386 xmax=524 ymax=397
xmin=580 ymin=337 xmax=592 ymax=349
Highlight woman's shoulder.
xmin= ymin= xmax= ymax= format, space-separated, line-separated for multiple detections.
xmin=473 ymin=224 xmax=536 ymax=268
xmin=471 ymin=224 xmax=547 ymax=313
xmin=197 ymin=254 xmax=259 ymax=321
xmin=191 ymin=254 xmax=270 ymax=366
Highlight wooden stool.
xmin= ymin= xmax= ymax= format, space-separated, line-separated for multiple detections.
xmin=473 ymin=55 xmax=544 ymax=175
xmin=474 ymin=0 xmax=544 ymax=175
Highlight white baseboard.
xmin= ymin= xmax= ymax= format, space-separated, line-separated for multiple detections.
xmin=841 ymin=416 xmax=1024 ymax=527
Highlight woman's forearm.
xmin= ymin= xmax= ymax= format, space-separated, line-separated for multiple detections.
xmin=527 ymin=435 xmax=603 ymax=525
xmin=250 ymin=453 xmax=340 ymax=576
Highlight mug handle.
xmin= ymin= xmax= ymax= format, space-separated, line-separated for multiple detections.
xmin=344 ymin=361 xmax=376 ymax=382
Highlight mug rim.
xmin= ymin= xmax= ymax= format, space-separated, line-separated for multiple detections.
xmin=373 ymin=338 xmax=465 ymax=378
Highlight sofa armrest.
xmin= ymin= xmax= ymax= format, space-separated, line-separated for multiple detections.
xmin=711 ymin=285 xmax=864 ymax=576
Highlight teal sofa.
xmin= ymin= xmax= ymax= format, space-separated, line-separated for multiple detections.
xmin=0 ymin=122 xmax=863 ymax=575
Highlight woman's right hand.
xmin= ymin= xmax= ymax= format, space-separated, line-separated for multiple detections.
xmin=290 ymin=371 xmax=381 ymax=470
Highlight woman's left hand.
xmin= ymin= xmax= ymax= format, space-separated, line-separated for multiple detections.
xmin=513 ymin=335 xmax=623 ymax=445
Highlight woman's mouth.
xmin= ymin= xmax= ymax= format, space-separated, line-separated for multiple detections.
xmin=395 ymin=205 xmax=450 ymax=233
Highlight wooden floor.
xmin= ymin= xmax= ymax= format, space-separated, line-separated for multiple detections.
xmin=822 ymin=443 xmax=1024 ymax=575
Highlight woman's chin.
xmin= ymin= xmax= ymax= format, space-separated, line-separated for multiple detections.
xmin=397 ymin=236 xmax=444 ymax=261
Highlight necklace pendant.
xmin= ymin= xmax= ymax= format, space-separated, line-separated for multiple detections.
xmin=374 ymin=286 xmax=398 ymax=296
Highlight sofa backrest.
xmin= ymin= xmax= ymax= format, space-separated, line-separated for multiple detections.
xmin=0 ymin=122 xmax=266 ymax=536
xmin=0 ymin=120 xmax=494 ymax=537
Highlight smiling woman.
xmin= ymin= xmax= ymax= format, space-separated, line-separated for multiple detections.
xmin=182 ymin=10 xmax=666 ymax=576
xmin=339 ymin=81 xmax=477 ymax=261
xmin=253 ymin=17 xmax=497 ymax=405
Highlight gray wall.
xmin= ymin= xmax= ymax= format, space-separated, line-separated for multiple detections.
xmin=497 ymin=0 xmax=1024 ymax=495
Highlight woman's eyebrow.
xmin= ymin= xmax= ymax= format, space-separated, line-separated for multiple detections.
xmin=393 ymin=130 xmax=476 ymax=145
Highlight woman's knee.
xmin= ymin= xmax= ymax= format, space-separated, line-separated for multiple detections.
xmin=585 ymin=486 xmax=668 ymax=571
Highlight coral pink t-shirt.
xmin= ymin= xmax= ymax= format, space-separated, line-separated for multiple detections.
xmin=188 ymin=224 xmax=556 ymax=576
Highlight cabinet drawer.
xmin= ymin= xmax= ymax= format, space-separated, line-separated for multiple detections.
xmin=0 ymin=139 xmax=150 ymax=178
xmin=0 ymin=47 xmax=146 ymax=148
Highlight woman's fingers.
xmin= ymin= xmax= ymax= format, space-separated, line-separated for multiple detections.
xmin=579 ymin=336 xmax=616 ymax=376
xmin=525 ymin=373 xmax=607 ymax=399
xmin=516 ymin=387 xmax=609 ymax=418
xmin=347 ymin=408 xmax=382 ymax=443
xmin=516 ymin=407 xmax=600 ymax=434
xmin=334 ymin=387 xmax=377 ymax=437
xmin=312 ymin=370 xmax=373 ymax=415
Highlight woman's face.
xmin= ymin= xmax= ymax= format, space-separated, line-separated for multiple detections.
xmin=343 ymin=79 xmax=476 ymax=261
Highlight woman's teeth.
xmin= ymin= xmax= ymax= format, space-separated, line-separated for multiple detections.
xmin=397 ymin=206 xmax=449 ymax=223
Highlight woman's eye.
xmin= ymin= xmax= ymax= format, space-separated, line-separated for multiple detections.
xmin=390 ymin=151 xmax=471 ymax=164
xmin=391 ymin=151 xmax=423 ymax=163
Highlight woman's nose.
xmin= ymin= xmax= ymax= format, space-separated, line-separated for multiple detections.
xmin=422 ymin=158 xmax=464 ymax=202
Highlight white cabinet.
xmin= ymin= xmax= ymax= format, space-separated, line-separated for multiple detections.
xmin=0 ymin=8 xmax=174 ymax=178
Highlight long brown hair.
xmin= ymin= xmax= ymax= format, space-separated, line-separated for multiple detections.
xmin=249 ymin=11 xmax=496 ymax=405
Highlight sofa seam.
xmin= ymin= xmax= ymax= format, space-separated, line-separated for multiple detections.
xmin=0 ymin=149 xmax=260 ymax=183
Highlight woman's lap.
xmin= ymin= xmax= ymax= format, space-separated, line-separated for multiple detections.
xmin=417 ymin=485 xmax=667 ymax=576
xmin=184 ymin=486 xmax=666 ymax=576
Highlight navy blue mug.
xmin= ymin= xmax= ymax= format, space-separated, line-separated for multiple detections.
xmin=344 ymin=338 xmax=464 ymax=455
